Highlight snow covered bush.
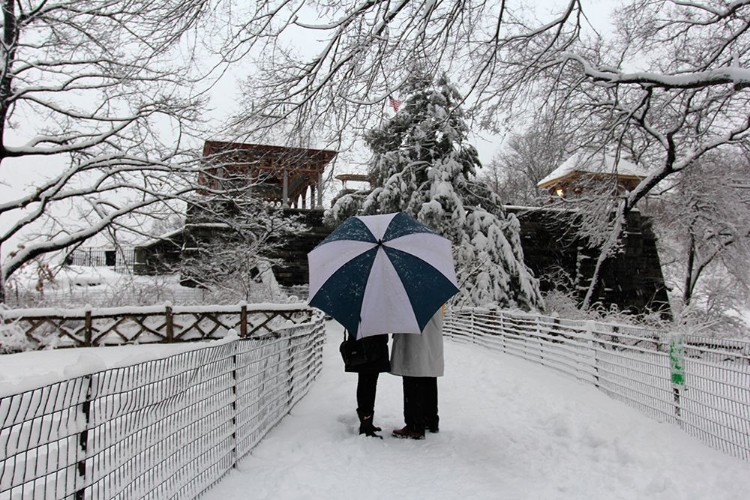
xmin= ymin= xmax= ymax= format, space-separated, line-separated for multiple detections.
xmin=328 ymin=72 xmax=543 ymax=310
xmin=181 ymin=199 xmax=306 ymax=304
xmin=0 ymin=312 xmax=35 ymax=353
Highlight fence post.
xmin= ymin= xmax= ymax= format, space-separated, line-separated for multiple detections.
xmin=231 ymin=340 xmax=239 ymax=467
xmin=470 ymin=309 xmax=476 ymax=344
xmin=499 ymin=311 xmax=506 ymax=353
xmin=586 ymin=320 xmax=599 ymax=388
xmin=669 ymin=334 xmax=685 ymax=427
xmin=537 ymin=315 xmax=544 ymax=366
xmin=76 ymin=374 xmax=93 ymax=500
xmin=240 ymin=303 xmax=248 ymax=338
xmin=287 ymin=333 xmax=295 ymax=408
xmin=165 ymin=303 xmax=174 ymax=343
xmin=84 ymin=307 xmax=92 ymax=347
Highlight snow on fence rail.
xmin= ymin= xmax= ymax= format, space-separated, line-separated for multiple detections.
xmin=444 ymin=308 xmax=750 ymax=461
xmin=1 ymin=303 xmax=317 ymax=349
xmin=0 ymin=310 xmax=326 ymax=500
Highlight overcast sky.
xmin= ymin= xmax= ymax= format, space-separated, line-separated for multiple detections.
xmin=0 ymin=0 xmax=617 ymax=257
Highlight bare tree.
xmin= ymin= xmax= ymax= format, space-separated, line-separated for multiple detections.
xmin=180 ymin=200 xmax=307 ymax=303
xmin=481 ymin=114 xmax=571 ymax=206
xmin=221 ymin=0 xmax=750 ymax=312
xmin=0 ymin=0 xmax=216 ymax=302
xmin=651 ymin=149 xmax=750 ymax=331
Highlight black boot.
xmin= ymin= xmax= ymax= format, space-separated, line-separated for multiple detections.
xmin=357 ymin=410 xmax=382 ymax=438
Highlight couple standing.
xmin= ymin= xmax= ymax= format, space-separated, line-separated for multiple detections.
xmin=348 ymin=307 xmax=444 ymax=440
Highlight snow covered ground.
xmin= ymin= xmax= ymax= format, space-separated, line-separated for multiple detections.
xmin=205 ymin=321 xmax=750 ymax=500
xmin=2 ymin=320 xmax=749 ymax=499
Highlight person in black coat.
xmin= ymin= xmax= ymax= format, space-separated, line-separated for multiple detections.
xmin=343 ymin=332 xmax=390 ymax=438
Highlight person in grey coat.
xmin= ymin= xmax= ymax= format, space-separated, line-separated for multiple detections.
xmin=390 ymin=306 xmax=445 ymax=439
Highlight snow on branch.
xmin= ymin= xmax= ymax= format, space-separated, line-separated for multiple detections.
xmin=560 ymin=52 xmax=750 ymax=90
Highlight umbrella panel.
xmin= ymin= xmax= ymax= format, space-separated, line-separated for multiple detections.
xmin=382 ymin=246 xmax=458 ymax=330
xmin=308 ymin=247 xmax=377 ymax=335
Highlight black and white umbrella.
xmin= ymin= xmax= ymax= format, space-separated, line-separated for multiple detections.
xmin=308 ymin=212 xmax=459 ymax=339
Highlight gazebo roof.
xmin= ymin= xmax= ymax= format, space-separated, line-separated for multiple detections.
xmin=198 ymin=140 xmax=338 ymax=206
xmin=538 ymin=152 xmax=648 ymax=189
xmin=202 ymin=141 xmax=338 ymax=173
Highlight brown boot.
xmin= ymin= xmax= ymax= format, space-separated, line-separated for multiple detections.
xmin=392 ymin=426 xmax=425 ymax=440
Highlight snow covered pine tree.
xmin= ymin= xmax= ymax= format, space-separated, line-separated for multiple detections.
xmin=328 ymin=73 xmax=543 ymax=310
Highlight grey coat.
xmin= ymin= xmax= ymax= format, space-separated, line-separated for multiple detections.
xmin=390 ymin=308 xmax=444 ymax=377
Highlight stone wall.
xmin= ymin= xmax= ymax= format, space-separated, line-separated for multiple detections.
xmin=270 ymin=207 xmax=670 ymax=315
xmin=273 ymin=207 xmax=670 ymax=315
xmin=506 ymin=207 xmax=671 ymax=316
xmin=267 ymin=209 xmax=331 ymax=287
xmin=136 ymin=204 xmax=671 ymax=316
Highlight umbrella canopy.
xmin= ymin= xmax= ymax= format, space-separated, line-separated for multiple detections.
xmin=308 ymin=212 xmax=459 ymax=339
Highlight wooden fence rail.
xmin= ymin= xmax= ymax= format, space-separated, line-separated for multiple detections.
xmin=1 ymin=303 xmax=316 ymax=349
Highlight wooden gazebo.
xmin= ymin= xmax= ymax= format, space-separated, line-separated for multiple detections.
xmin=538 ymin=152 xmax=648 ymax=199
xmin=198 ymin=141 xmax=338 ymax=209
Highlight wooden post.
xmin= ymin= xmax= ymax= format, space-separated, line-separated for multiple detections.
xmin=240 ymin=304 xmax=248 ymax=338
xmin=84 ymin=309 xmax=92 ymax=347
xmin=282 ymin=169 xmax=289 ymax=208
xmin=165 ymin=304 xmax=174 ymax=343
xmin=317 ymin=171 xmax=324 ymax=208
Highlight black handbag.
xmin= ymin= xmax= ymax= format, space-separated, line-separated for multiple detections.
xmin=339 ymin=335 xmax=369 ymax=368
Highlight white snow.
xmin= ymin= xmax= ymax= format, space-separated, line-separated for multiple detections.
xmin=538 ymin=151 xmax=649 ymax=187
xmin=202 ymin=321 xmax=750 ymax=500
xmin=0 ymin=337 xmax=235 ymax=398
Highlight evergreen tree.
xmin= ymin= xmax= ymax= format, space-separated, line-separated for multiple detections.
xmin=329 ymin=73 xmax=543 ymax=310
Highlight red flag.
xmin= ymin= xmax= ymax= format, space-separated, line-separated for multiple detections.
xmin=389 ymin=95 xmax=402 ymax=113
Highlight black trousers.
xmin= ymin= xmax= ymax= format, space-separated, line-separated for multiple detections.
xmin=356 ymin=372 xmax=380 ymax=415
xmin=402 ymin=376 xmax=439 ymax=432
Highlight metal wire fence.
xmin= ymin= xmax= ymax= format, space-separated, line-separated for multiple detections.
xmin=444 ymin=308 xmax=750 ymax=461
xmin=0 ymin=313 xmax=326 ymax=500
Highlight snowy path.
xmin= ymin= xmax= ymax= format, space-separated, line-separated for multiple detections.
xmin=205 ymin=321 xmax=750 ymax=500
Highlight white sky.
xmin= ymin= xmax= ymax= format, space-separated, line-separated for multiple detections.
xmin=0 ymin=0 xmax=618 ymax=258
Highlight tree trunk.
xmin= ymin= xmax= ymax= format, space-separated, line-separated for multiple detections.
xmin=582 ymin=201 xmax=627 ymax=310
xmin=683 ymin=233 xmax=696 ymax=307
xmin=0 ymin=248 xmax=5 ymax=305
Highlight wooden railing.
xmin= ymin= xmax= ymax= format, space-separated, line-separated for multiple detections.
xmin=1 ymin=303 xmax=316 ymax=349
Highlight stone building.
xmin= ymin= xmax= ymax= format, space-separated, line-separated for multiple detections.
xmin=134 ymin=141 xmax=338 ymax=281
xmin=506 ymin=207 xmax=670 ymax=316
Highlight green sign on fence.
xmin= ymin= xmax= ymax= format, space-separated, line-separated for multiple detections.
xmin=669 ymin=335 xmax=685 ymax=386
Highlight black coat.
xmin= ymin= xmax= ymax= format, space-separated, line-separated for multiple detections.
xmin=343 ymin=333 xmax=391 ymax=373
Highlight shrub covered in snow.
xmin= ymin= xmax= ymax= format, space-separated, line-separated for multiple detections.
xmin=0 ymin=309 xmax=36 ymax=353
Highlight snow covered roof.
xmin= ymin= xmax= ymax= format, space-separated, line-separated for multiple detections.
xmin=538 ymin=152 xmax=648 ymax=189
